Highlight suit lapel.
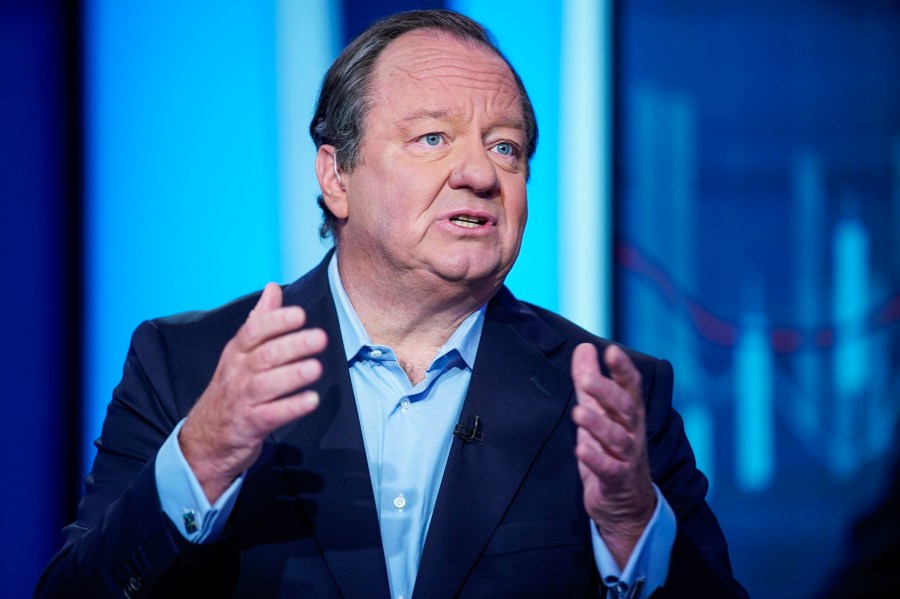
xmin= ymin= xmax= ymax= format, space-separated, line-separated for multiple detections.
xmin=413 ymin=289 xmax=574 ymax=599
xmin=271 ymin=257 xmax=391 ymax=599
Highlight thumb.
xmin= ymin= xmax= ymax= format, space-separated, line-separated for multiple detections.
xmin=251 ymin=282 xmax=283 ymax=317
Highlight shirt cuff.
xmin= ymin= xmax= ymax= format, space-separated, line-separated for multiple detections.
xmin=155 ymin=418 xmax=245 ymax=543
xmin=590 ymin=484 xmax=676 ymax=599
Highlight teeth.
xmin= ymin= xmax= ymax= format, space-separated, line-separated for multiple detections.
xmin=450 ymin=215 xmax=486 ymax=227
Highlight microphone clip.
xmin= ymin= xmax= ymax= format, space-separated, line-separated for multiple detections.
xmin=453 ymin=415 xmax=484 ymax=443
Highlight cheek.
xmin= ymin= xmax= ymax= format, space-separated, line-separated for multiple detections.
xmin=517 ymin=196 xmax=528 ymax=225
xmin=390 ymin=166 xmax=447 ymax=218
xmin=505 ymin=184 xmax=529 ymax=229
xmin=351 ymin=154 xmax=456 ymax=231
xmin=504 ymin=197 xmax=528 ymax=253
xmin=366 ymin=186 xmax=428 ymax=238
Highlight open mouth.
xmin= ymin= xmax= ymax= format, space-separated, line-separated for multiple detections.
xmin=449 ymin=214 xmax=488 ymax=228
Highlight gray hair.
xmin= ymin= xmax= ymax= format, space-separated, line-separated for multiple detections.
xmin=309 ymin=9 xmax=539 ymax=239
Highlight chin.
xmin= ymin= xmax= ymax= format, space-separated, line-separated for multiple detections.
xmin=432 ymin=256 xmax=509 ymax=287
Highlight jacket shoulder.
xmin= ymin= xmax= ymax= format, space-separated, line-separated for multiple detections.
xmin=517 ymin=299 xmax=663 ymax=375
xmin=144 ymin=249 xmax=333 ymax=347
xmin=148 ymin=289 xmax=262 ymax=348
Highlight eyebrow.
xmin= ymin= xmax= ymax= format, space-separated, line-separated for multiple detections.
xmin=398 ymin=108 xmax=454 ymax=124
xmin=397 ymin=108 xmax=526 ymax=132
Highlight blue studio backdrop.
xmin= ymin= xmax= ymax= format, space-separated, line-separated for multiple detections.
xmin=2 ymin=1 xmax=898 ymax=598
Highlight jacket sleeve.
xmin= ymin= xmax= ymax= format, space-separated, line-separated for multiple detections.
xmin=34 ymin=320 xmax=219 ymax=598
xmin=641 ymin=358 xmax=749 ymax=598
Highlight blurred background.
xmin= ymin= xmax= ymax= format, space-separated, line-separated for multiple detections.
xmin=2 ymin=1 xmax=898 ymax=597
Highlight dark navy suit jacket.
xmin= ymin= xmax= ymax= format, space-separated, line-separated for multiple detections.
xmin=36 ymin=254 xmax=747 ymax=598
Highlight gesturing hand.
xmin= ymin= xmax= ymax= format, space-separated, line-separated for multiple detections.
xmin=180 ymin=283 xmax=328 ymax=503
xmin=571 ymin=343 xmax=656 ymax=568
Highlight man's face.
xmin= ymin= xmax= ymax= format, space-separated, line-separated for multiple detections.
xmin=337 ymin=30 xmax=529 ymax=294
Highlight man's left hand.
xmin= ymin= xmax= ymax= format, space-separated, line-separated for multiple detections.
xmin=571 ymin=343 xmax=657 ymax=568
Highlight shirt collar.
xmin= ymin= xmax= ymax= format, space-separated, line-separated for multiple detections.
xmin=327 ymin=253 xmax=485 ymax=369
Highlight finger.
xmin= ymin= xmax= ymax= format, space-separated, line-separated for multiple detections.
xmin=256 ymin=282 xmax=283 ymax=314
xmin=251 ymin=390 xmax=320 ymax=433
xmin=573 ymin=404 xmax=634 ymax=461
xmin=575 ymin=415 xmax=610 ymax=465
xmin=572 ymin=344 xmax=633 ymax=412
xmin=245 ymin=283 xmax=287 ymax=335
xmin=247 ymin=327 xmax=328 ymax=372
xmin=591 ymin=378 xmax=641 ymax=431
xmin=575 ymin=426 xmax=630 ymax=484
xmin=236 ymin=305 xmax=308 ymax=352
xmin=572 ymin=343 xmax=603 ymax=388
xmin=572 ymin=343 xmax=609 ymax=411
xmin=245 ymin=357 xmax=324 ymax=404
xmin=572 ymin=343 xmax=638 ymax=430
xmin=604 ymin=345 xmax=643 ymax=404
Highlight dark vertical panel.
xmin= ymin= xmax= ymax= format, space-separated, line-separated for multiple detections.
xmin=0 ymin=0 xmax=80 ymax=595
xmin=64 ymin=0 xmax=84 ymax=527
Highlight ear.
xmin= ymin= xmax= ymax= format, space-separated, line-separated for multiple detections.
xmin=315 ymin=144 xmax=349 ymax=219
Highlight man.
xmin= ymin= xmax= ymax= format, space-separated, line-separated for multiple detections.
xmin=37 ymin=10 xmax=746 ymax=598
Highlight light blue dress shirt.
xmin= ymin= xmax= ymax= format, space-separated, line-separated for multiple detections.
xmin=327 ymin=256 xmax=482 ymax=599
xmin=154 ymin=254 xmax=676 ymax=598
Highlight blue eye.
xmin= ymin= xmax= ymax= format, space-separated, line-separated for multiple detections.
xmin=494 ymin=142 xmax=515 ymax=156
xmin=422 ymin=133 xmax=442 ymax=146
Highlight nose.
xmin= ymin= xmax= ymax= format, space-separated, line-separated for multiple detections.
xmin=448 ymin=141 xmax=500 ymax=199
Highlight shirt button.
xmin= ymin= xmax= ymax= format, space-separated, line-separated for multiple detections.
xmin=370 ymin=348 xmax=383 ymax=358
xmin=400 ymin=399 xmax=410 ymax=412
xmin=393 ymin=494 xmax=407 ymax=510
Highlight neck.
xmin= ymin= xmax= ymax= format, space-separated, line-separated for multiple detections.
xmin=335 ymin=251 xmax=495 ymax=382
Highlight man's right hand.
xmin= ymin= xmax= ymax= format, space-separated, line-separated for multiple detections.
xmin=179 ymin=282 xmax=327 ymax=503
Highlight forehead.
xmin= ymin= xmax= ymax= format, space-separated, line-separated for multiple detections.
xmin=368 ymin=29 xmax=522 ymax=119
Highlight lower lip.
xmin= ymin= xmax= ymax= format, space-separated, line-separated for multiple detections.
xmin=442 ymin=219 xmax=496 ymax=235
